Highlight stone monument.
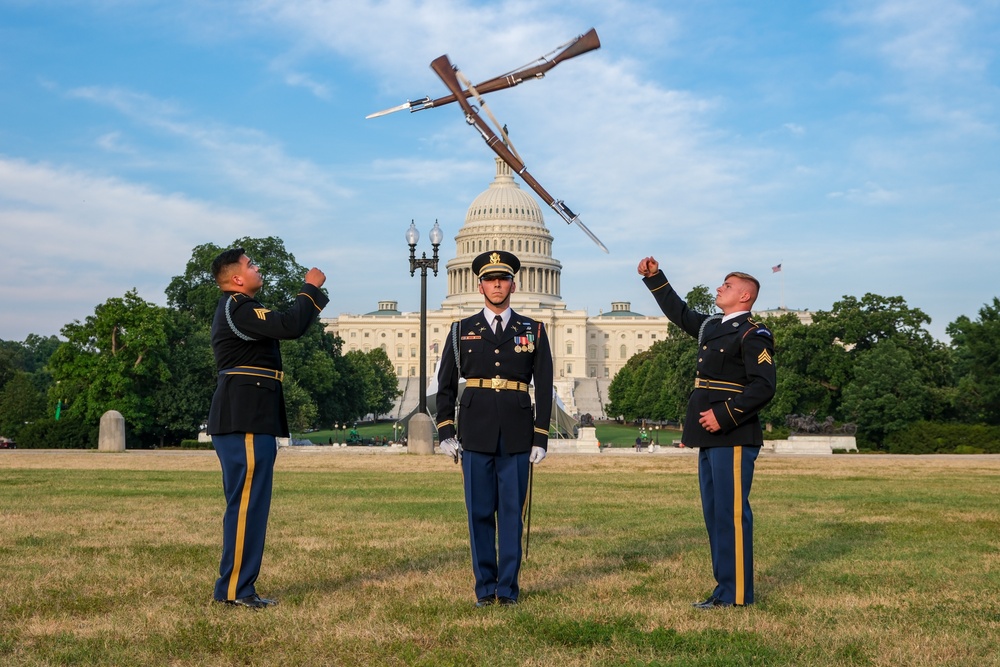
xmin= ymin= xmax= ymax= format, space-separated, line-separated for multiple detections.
xmin=98 ymin=410 xmax=126 ymax=452
xmin=407 ymin=413 xmax=435 ymax=455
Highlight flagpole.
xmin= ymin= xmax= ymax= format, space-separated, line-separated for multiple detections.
xmin=781 ymin=268 xmax=785 ymax=310
xmin=772 ymin=263 xmax=785 ymax=310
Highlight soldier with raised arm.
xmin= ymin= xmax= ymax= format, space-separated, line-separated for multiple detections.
xmin=207 ymin=248 xmax=328 ymax=609
xmin=639 ymin=256 xmax=776 ymax=608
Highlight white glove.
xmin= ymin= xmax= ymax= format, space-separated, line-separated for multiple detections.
xmin=440 ymin=437 xmax=462 ymax=461
xmin=529 ymin=446 xmax=547 ymax=464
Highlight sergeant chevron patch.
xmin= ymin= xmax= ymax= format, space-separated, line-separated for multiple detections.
xmin=253 ymin=308 xmax=270 ymax=320
xmin=758 ymin=350 xmax=773 ymax=365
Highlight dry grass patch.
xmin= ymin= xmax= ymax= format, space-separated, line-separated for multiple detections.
xmin=1 ymin=450 xmax=998 ymax=666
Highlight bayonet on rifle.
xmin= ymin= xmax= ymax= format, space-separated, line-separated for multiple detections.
xmin=366 ymin=28 xmax=600 ymax=119
xmin=430 ymin=53 xmax=609 ymax=253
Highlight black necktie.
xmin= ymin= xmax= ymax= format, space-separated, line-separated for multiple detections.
xmin=493 ymin=315 xmax=503 ymax=337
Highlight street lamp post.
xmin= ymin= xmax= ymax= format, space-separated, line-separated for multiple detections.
xmin=407 ymin=220 xmax=443 ymax=413
xmin=406 ymin=220 xmax=443 ymax=454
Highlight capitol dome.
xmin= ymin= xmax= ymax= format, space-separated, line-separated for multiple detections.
xmin=442 ymin=157 xmax=565 ymax=309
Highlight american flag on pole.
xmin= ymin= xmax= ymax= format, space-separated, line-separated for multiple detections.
xmin=772 ymin=264 xmax=782 ymax=273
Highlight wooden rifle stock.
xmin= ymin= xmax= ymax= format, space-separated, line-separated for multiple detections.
xmin=430 ymin=55 xmax=565 ymax=219
xmin=427 ymin=49 xmax=609 ymax=252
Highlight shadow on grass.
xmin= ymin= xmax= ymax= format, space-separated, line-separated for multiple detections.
xmin=758 ymin=519 xmax=886 ymax=604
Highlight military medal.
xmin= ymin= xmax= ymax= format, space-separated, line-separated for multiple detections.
xmin=526 ymin=330 xmax=535 ymax=353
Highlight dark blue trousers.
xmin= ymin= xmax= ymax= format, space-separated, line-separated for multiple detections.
xmin=698 ymin=445 xmax=760 ymax=605
xmin=462 ymin=449 xmax=530 ymax=601
xmin=212 ymin=432 xmax=277 ymax=601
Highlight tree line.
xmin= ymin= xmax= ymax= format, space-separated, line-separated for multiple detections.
xmin=607 ymin=286 xmax=1000 ymax=449
xmin=0 ymin=237 xmax=400 ymax=448
xmin=4 ymin=241 xmax=998 ymax=450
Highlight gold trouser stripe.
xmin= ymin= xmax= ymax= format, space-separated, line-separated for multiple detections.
xmin=228 ymin=433 xmax=256 ymax=600
xmin=733 ymin=446 xmax=746 ymax=606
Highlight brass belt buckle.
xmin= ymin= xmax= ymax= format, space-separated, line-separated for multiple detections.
xmin=491 ymin=377 xmax=505 ymax=391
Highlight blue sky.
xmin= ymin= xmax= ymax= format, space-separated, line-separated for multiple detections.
xmin=1 ymin=0 xmax=997 ymax=342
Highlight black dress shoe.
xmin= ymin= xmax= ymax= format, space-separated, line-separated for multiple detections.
xmin=216 ymin=594 xmax=277 ymax=609
xmin=692 ymin=596 xmax=733 ymax=609
xmin=497 ymin=597 xmax=518 ymax=606
xmin=475 ymin=596 xmax=496 ymax=608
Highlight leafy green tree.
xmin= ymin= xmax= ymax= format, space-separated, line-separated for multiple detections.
xmin=280 ymin=324 xmax=347 ymax=427
xmin=0 ymin=348 xmax=14 ymax=391
xmin=605 ymin=361 xmax=633 ymax=420
xmin=167 ymin=236 xmax=358 ymax=431
xmin=947 ymin=297 xmax=1000 ymax=424
xmin=148 ymin=310 xmax=216 ymax=445
xmin=684 ymin=284 xmax=717 ymax=314
xmin=766 ymin=293 xmax=952 ymax=431
xmin=817 ymin=293 xmax=932 ymax=352
xmin=167 ymin=236 xmax=320 ymax=320
xmin=759 ymin=313 xmax=846 ymax=423
xmin=344 ymin=348 xmax=403 ymax=420
xmin=16 ymin=414 xmax=95 ymax=449
xmin=646 ymin=337 xmax=697 ymax=423
xmin=608 ymin=285 xmax=713 ymax=422
xmin=164 ymin=242 xmax=223 ymax=322
xmin=1 ymin=334 xmax=61 ymax=377
xmin=48 ymin=290 xmax=172 ymax=446
xmin=840 ymin=339 xmax=929 ymax=447
xmin=283 ymin=378 xmax=319 ymax=433
xmin=0 ymin=372 xmax=47 ymax=437
xmin=361 ymin=348 xmax=402 ymax=418
xmin=607 ymin=349 xmax=653 ymax=420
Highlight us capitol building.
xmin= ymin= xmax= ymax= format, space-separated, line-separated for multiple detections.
xmin=321 ymin=157 xmax=802 ymax=422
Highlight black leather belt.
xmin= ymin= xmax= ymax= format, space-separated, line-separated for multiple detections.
xmin=694 ymin=378 xmax=744 ymax=393
xmin=219 ymin=366 xmax=285 ymax=382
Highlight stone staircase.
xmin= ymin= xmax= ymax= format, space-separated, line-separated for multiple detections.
xmin=571 ymin=378 xmax=610 ymax=420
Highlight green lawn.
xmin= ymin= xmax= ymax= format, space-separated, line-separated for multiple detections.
xmin=296 ymin=421 xmax=682 ymax=448
xmin=1 ymin=451 xmax=998 ymax=666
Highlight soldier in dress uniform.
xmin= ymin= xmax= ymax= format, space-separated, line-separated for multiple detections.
xmin=436 ymin=250 xmax=554 ymax=607
xmin=638 ymin=256 xmax=776 ymax=608
xmin=207 ymin=248 xmax=328 ymax=609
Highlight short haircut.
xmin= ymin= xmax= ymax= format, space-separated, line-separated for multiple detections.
xmin=725 ymin=271 xmax=760 ymax=303
xmin=211 ymin=248 xmax=246 ymax=286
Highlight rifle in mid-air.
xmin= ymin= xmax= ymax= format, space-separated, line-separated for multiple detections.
xmin=366 ymin=28 xmax=601 ymax=119
xmin=367 ymin=29 xmax=608 ymax=253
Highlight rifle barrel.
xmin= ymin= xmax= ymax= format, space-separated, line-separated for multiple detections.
xmin=429 ymin=53 xmax=609 ymax=253
xmin=370 ymin=29 xmax=600 ymax=117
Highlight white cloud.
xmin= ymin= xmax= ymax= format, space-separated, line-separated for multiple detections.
xmin=0 ymin=156 xmax=266 ymax=338
xmin=826 ymin=181 xmax=899 ymax=204
xmin=65 ymin=84 xmax=355 ymax=215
